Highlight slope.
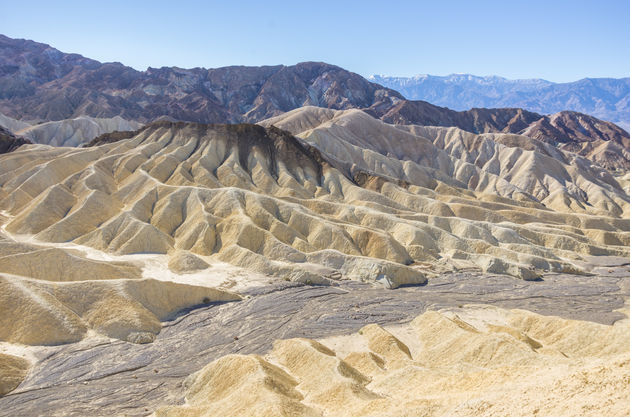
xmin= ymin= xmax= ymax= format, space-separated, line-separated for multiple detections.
xmin=0 ymin=126 xmax=30 ymax=154
xmin=264 ymin=107 xmax=630 ymax=216
xmin=156 ymin=305 xmax=630 ymax=417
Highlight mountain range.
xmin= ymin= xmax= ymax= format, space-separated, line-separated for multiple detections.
xmin=2 ymin=34 xmax=630 ymax=170
xmin=369 ymin=74 xmax=630 ymax=132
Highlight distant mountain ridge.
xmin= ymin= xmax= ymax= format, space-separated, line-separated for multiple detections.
xmin=369 ymin=74 xmax=630 ymax=131
xmin=0 ymin=34 xmax=403 ymax=123
xmin=1 ymin=34 xmax=630 ymax=169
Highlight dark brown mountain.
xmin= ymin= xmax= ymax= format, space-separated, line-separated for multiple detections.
xmin=372 ymin=100 xmax=542 ymax=134
xmin=1 ymin=34 xmax=629 ymax=169
xmin=521 ymin=111 xmax=630 ymax=146
xmin=0 ymin=35 xmax=402 ymax=123
xmin=371 ymin=101 xmax=630 ymax=168
xmin=375 ymin=103 xmax=630 ymax=169
xmin=0 ymin=126 xmax=30 ymax=153
xmin=520 ymin=111 xmax=630 ymax=170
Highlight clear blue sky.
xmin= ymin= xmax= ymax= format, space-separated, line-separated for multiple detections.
xmin=1 ymin=0 xmax=628 ymax=82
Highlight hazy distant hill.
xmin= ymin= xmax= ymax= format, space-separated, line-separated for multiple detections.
xmin=369 ymin=74 xmax=630 ymax=131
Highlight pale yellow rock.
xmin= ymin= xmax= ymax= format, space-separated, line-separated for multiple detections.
xmin=0 ymin=274 xmax=88 ymax=345
xmin=15 ymin=115 xmax=141 ymax=147
xmin=358 ymin=324 xmax=412 ymax=364
xmin=156 ymin=354 xmax=321 ymax=417
xmin=0 ymin=248 xmax=141 ymax=282
xmin=0 ymin=353 xmax=29 ymax=396
xmin=0 ymin=116 xmax=629 ymax=289
xmin=0 ymin=112 xmax=31 ymax=133
xmin=0 ymin=272 xmax=240 ymax=345
xmin=158 ymin=306 xmax=630 ymax=417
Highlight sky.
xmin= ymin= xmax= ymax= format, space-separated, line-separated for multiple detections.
xmin=1 ymin=0 xmax=629 ymax=82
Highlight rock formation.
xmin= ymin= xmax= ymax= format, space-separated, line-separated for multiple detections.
xmin=156 ymin=305 xmax=630 ymax=417
xmin=1 ymin=32 xmax=630 ymax=414
xmin=0 ymin=354 xmax=29 ymax=396
xmin=0 ymin=230 xmax=240 ymax=346
xmin=1 ymin=116 xmax=629 ymax=294
xmin=0 ymin=112 xmax=30 ymax=133
xmin=0 ymin=35 xmax=400 ymax=124
xmin=520 ymin=111 xmax=630 ymax=170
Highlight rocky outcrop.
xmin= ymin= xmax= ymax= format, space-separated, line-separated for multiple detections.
xmin=0 ymin=231 xmax=240 ymax=346
xmin=373 ymin=101 xmax=542 ymax=133
xmin=0 ymin=126 xmax=30 ymax=154
xmin=0 ymin=354 xmax=29 ymax=396
xmin=0 ymin=112 xmax=30 ymax=133
xmin=521 ymin=111 xmax=630 ymax=170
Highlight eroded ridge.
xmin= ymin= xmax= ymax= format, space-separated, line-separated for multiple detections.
xmin=1 ymin=118 xmax=630 ymax=293
xmin=156 ymin=305 xmax=630 ymax=417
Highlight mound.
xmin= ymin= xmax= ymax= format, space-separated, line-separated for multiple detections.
xmin=0 ymin=117 xmax=628 ymax=286
xmin=0 ymin=231 xmax=239 ymax=346
xmin=0 ymin=273 xmax=240 ymax=345
xmin=168 ymin=251 xmax=210 ymax=273
xmin=0 ymin=112 xmax=31 ymax=134
xmin=0 ymin=354 xmax=29 ymax=396
xmin=0 ymin=247 xmax=142 ymax=282
xmin=520 ymin=111 xmax=630 ymax=171
xmin=156 ymin=305 xmax=630 ymax=417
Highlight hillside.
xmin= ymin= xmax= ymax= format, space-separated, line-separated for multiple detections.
xmin=0 ymin=35 xmax=402 ymax=123
xmin=157 ymin=305 xmax=630 ymax=417
xmin=375 ymin=101 xmax=630 ymax=170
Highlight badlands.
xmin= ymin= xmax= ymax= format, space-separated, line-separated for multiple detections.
xmin=157 ymin=305 xmax=630 ymax=417
xmin=0 ymin=107 xmax=629 ymax=415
